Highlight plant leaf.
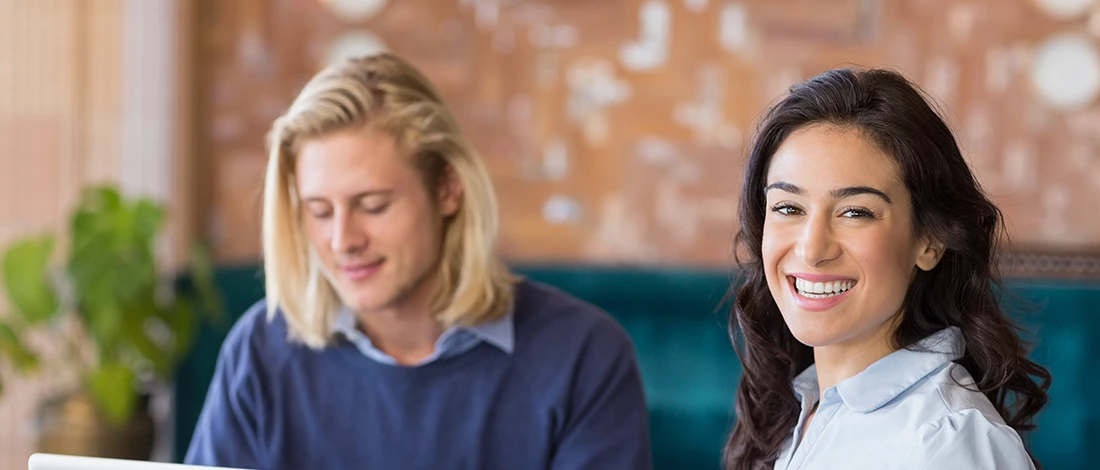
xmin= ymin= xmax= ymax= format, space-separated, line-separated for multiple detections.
xmin=78 ymin=186 xmax=123 ymax=216
xmin=87 ymin=363 xmax=136 ymax=426
xmin=0 ymin=321 xmax=38 ymax=372
xmin=131 ymin=199 xmax=164 ymax=246
xmin=1 ymin=236 xmax=59 ymax=324
xmin=83 ymin=302 xmax=123 ymax=361
xmin=165 ymin=299 xmax=196 ymax=364
xmin=188 ymin=243 xmax=225 ymax=324
xmin=121 ymin=312 xmax=170 ymax=377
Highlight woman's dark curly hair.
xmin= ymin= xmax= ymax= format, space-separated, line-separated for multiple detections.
xmin=724 ymin=68 xmax=1052 ymax=469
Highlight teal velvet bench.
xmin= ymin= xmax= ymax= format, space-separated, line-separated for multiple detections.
xmin=174 ymin=264 xmax=1099 ymax=469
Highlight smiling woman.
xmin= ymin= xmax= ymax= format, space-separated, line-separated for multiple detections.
xmin=762 ymin=125 xmax=943 ymax=366
xmin=724 ymin=68 xmax=1052 ymax=470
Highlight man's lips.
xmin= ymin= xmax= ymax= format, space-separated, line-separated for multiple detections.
xmin=340 ymin=259 xmax=384 ymax=281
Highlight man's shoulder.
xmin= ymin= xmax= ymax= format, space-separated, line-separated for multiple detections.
xmin=217 ymin=299 xmax=297 ymax=370
xmin=510 ymin=278 xmax=636 ymax=367
xmin=505 ymin=278 xmax=643 ymax=407
xmin=513 ymin=279 xmax=628 ymax=340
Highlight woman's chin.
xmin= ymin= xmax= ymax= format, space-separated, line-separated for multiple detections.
xmin=785 ymin=323 xmax=840 ymax=348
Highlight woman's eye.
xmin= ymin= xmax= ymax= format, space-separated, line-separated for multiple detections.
xmin=770 ymin=204 xmax=803 ymax=216
xmin=841 ymin=207 xmax=875 ymax=219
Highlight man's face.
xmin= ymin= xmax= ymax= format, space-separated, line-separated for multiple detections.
xmin=295 ymin=127 xmax=461 ymax=315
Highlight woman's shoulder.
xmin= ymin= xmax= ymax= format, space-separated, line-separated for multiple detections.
xmin=879 ymin=361 xmax=1014 ymax=443
xmin=923 ymin=362 xmax=1004 ymax=423
xmin=898 ymin=363 xmax=1035 ymax=469
xmin=905 ymin=406 xmax=1034 ymax=469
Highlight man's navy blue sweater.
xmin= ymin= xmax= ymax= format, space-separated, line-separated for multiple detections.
xmin=184 ymin=280 xmax=652 ymax=469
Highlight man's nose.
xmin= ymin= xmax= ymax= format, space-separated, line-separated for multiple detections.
xmin=330 ymin=210 xmax=368 ymax=254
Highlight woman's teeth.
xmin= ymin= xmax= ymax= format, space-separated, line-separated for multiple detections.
xmin=794 ymin=277 xmax=856 ymax=298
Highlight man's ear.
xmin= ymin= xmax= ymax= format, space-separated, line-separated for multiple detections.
xmin=915 ymin=235 xmax=946 ymax=271
xmin=437 ymin=164 xmax=463 ymax=217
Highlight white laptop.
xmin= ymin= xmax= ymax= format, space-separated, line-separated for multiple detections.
xmin=28 ymin=453 xmax=252 ymax=470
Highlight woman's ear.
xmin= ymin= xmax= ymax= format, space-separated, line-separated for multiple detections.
xmin=915 ymin=235 xmax=946 ymax=271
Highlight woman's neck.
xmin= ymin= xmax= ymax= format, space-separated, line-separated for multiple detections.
xmin=812 ymin=316 xmax=901 ymax=400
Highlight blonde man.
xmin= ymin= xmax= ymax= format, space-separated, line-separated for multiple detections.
xmin=184 ymin=53 xmax=651 ymax=470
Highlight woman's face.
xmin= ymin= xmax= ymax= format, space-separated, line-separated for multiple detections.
xmin=761 ymin=124 xmax=942 ymax=352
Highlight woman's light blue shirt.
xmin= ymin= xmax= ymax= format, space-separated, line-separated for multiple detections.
xmin=774 ymin=327 xmax=1036 ymax=470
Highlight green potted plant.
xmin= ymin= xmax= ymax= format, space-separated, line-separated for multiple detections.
xmin=0 ymin=185 xmax=221 ymax=459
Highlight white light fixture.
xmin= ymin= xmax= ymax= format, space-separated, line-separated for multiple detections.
xmin=324 ymin=30 xmax=388 ymax=65
xmin=319 ymin=0 xmax=389 ymax=22
xmin=1030 ymin=33 xmax=1100 ymax=111
xmin=1030 ymin=0 xmax=1096 ymax=20
xmin=542 ymin=195 xmax=583 ymax=225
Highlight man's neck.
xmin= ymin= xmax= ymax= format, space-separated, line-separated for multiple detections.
xmin=357 ymin=307 xmax=444 ymax=366
xmin=355 ymin=279 xmax=445 ymax=366
xmin=812 ymin=317 xmax=900 ymax=400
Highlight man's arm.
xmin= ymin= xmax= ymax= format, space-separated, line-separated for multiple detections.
xmin=184 ymin=314 xmax=270 ymax=470
xmin=549 ymin=318 xmax=652 ymax=470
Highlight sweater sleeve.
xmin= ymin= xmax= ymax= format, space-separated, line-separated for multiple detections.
xmin=184 ymin=308 xmax=271 ymax=470
xmin=548 ymin=315 xmax=653 ymax=470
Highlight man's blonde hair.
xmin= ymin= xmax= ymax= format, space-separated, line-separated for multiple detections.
xmin=262 ymin=53 xmax=515 ymax=349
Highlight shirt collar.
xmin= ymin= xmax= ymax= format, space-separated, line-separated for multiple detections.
xmin=465 ymin=311 xmax=514 ymax=353
xmin=835 ymin=326 xmax=965 ymax=413
xmin=792 ymin=363 xmax=820 ymax=404
xmin=790 ymin=327 xmax=965 ymax=413
xmin=330 ymin=307 xmax=515 ymax=354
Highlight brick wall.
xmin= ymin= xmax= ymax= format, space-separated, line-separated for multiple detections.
xmin=198 ymin=0 xmax=1100 ymax=267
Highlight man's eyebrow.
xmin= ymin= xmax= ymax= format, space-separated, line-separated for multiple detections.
xmin=300 ymin=190 xmax=395 ymax=203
